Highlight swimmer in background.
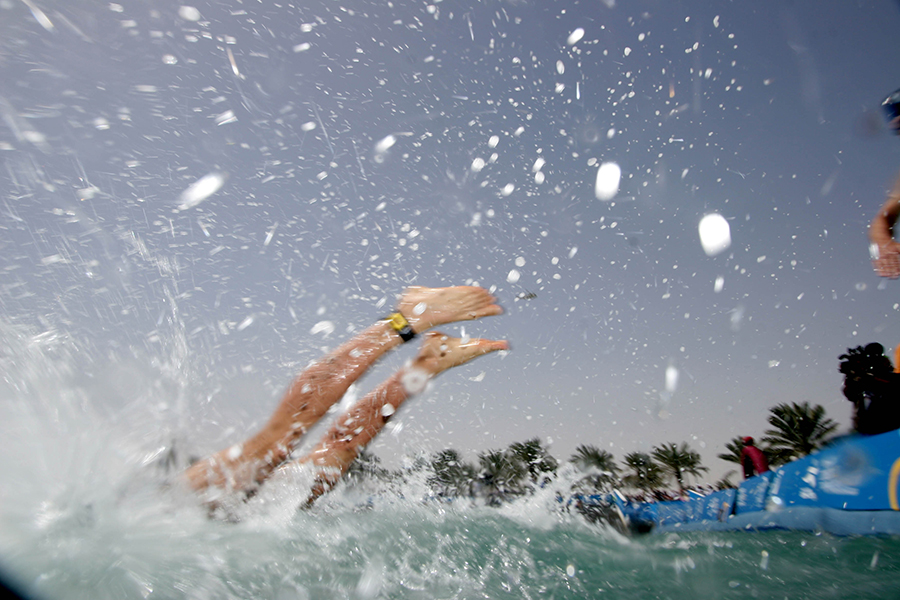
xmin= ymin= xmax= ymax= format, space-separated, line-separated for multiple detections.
xmin=182 ymin=285 xmax=507 ymax=509
xmin=869 ymin=88 xmax=900 ymax=278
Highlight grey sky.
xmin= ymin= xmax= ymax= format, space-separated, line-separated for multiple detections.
xmin=2 ymin=0 xmax=900 ymax=483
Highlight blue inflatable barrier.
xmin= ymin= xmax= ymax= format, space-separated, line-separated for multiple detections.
xmin=736 ymin=470 xmax=773 ymax=514
xmin=656 ymin=500 xmax=688 ymax=526
xmin=700 ymin=489 xmax=737 ymax=521
xmin=566 ymin=430 xmax=900 ymax=535
xmin=769 ymin=430 xmax=900 ymax=511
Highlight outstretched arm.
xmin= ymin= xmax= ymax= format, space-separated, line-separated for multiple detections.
xmin=182 ymin=286 xmax=502 ymax=498
xmin=870 ymin=170 xmax=900 ymax=278
xmin=299 ymin=332 xmax=509 ymax=507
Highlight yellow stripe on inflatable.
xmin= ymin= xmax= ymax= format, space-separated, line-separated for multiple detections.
xmin=889 ymin=457 xmax=900 ymax=511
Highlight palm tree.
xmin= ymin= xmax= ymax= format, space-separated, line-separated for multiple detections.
xmin=428 ymin=449 xmax=476 ymax=497
xmin=762 ymin=402 xmax=837 ymax=466
xmin=477 ymin=449 xmax=528 ymax=504
xmin=716 ymin=437 xmax=746 ymax=466
xmin=346 ymin=449 xmax=390 ymax=485
xmin=714 ymin=470 xmax=738 ymax=490
xmin=569 ymin=444 xmax=620 ymax=492
xmin=508 ymin=438 xmax=558 ymax=487
xmin=621 ymin=451 xmax=665 ymax=493
xmin=652 ymin=442 xmax=709 ymax=495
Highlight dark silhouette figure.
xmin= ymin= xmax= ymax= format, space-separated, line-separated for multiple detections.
xmin=740 ymin=437 xmax=769 ymax=479
xmin=839 ymin=343 xmax=900 ymax=435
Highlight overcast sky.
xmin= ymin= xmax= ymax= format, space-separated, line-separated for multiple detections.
xmin=2 ymin=0 xmax=900 ymax=482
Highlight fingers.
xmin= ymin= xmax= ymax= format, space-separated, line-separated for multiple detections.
xmin=417 ymin=332 xmax=508 ymax=373
xmin=872 ymin=241 xmax=900 ymax=278
xmin=468 ymin=302 xmax=504 ymax=320
xmin=456 ymin=288 xmax=502 ymax=319
xmin=398 ymin=285 xmax=504 ymax=330
xmin=455 ymin=337 xmax=509 ymax=366
xmin=876 ymin=264 xmax=900 ymax=278
xmin=473 ymin=338 xmax=510 ymax=353
xmin=874 ymin=255 xmax=900 ymax=278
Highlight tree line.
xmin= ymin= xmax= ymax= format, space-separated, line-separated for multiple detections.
xmin=345 ymin=400 xmax=840 ymax=504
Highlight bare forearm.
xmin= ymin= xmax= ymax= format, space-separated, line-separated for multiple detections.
xmin=298 ymin=371 xmax=416 ymax=507
xmin=298 ymin=333 xmax=508 ymax=506
xmin=871 ymin=174 xmax=900 ymax=244
xmin=183 ymin=287 xmax=504 ymax=499
xmin=303 ymin=369 xmax=417 ymax=474
xmin=185 ymin=319 xmax=405 ymax=494
xmin=263 ymin=320 xmax=403 ymax=443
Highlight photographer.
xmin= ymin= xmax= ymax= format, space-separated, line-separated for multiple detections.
xmin=839 ymin=343 xmax=900 ymax=435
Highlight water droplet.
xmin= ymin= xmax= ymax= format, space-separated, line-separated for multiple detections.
xmin=594 ymin=162 xmax=621 ymax=201
xmin=567 ymin=28 xmax=584 ymax=45
xmin=698 ymin=213 xmax=731 ymax=256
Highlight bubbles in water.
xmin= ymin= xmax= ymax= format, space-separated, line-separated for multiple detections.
xmin=507 ymin=269 xmax=521 ymax=283
xmin=698 ymin=213 xmax=731 ymax=256
xmin=594 ymin=162 xmax=621 ymax=201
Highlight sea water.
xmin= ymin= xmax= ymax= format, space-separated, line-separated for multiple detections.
xmin=0 ymin=326 xmax=898 ymax=600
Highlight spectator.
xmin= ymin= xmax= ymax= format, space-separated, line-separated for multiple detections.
xmin=740 ymin=437 xmax=769 ymax=479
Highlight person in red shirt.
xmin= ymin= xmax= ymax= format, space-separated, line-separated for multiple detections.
xmin=740 ymin=437 xmax=769 ymax=479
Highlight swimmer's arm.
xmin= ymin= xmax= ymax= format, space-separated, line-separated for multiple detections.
xmin=298 ymin=333 xmax=508 ymax=507
xmin=871 ymin=175 xmax=900 ymax=244
xmin=183 ymin=319 xmax=405 ymax=495
xmin=870 ymin=170 xmax=900 ymax=278
xmin=298 ymin=369 xmax=413 ymax=507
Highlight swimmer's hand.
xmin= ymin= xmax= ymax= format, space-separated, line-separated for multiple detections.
xmin=397 ymin=286 xmax=503 ymax=332
xmin=871 ymin=240 xmax=900 ymax=279
xmin=414 ymin=331 xmax=509 ymax=376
